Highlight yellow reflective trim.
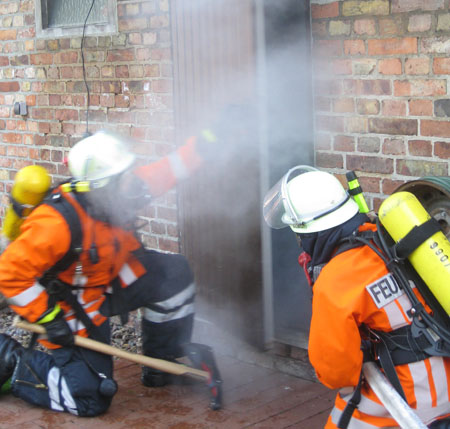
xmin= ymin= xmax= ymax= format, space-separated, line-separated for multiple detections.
xmin=200 ymin=129 xmax=217 ymax=143
xmin=61 ymin=182 xmax=90 ymax=193
xmin=37 ymin=303 xmax=61 ymax=324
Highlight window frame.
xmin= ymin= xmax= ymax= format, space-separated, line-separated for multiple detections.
xmin=35 ymin=0 xmax=118 ymax=39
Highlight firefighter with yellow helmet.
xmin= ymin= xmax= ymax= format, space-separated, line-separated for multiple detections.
xmin=263 ymin=166 xmax=450 ymax=429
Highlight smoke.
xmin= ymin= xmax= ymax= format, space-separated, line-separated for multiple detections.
xmin=84 ymin=0 xmax=315 ymax=347
xmin=142 ymin=0 xmax=315 ymax=346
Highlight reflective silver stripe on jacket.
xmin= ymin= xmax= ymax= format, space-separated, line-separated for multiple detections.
xmin=144 ymin=302 xmax=195 ymax=323
xmin=6 ymin=281 xmax=45 ymax=307
xmin=330 ymin=406 xmax=381 ymax=429
xmin=144 ymin=282 xmax=195 ymax=322
xmin=118 ymin=263 xmax=137 ymax=286
xmin=168 ymin=151 xmax=189 ymax=180
xmin=153 ymin=282 xmax=195 ymax=310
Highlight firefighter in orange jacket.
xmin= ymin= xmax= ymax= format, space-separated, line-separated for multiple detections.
xmin=263 ymin=166 xmax=450 ymax=429
xmin=0 ymin=130 xmax=218 ymax=416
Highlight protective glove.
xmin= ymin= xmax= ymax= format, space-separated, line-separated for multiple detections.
xmin=41 ymin=309 xmax=74 ymax=347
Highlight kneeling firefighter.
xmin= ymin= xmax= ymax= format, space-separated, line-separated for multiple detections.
xmin=0 ymin=129 xmax=221 ymax=416
xmin=263 ymin=166 xmax=450 ymax=429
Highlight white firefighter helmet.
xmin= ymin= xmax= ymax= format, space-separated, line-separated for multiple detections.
xmin=68 ymin=131 xmax=136 ymax=189
xmin=263 ymin=166 xmax=359 ymax=233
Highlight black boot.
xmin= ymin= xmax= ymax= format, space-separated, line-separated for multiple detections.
xmin=0 ymin=334 xmax=24 ymax=388
xmin=141 ymin=367 xmax=170 ymax=387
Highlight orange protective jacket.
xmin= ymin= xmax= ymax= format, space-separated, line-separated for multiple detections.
xmin=308 ymin=223 xmax=450 ymax=428
xmin=0 ymin=138 xmax=202 ymax=348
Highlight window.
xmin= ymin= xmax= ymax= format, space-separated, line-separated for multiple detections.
xmin=36 ymin=0 xmax=117 ymax=38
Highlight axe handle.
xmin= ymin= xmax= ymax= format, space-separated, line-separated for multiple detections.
xmin=13 ymin=317 xmax=209 ymax=380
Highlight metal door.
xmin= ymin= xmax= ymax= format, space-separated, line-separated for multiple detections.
xmin=171 ymin=0 xmax=313 ymax=348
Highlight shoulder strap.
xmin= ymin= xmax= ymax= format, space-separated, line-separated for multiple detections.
xmin=43 ymin=191 xmax=83 ymax=274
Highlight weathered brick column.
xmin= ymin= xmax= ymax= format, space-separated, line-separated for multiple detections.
xmin=0 ymin=0 xmax=178 ymax=252
xmin=311 ymin=0 xmax=450 ymax=209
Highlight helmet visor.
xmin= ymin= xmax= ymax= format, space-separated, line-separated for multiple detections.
xmin=263 ymin=165 xmax=317 ymax=229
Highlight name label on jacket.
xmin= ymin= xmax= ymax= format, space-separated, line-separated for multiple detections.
xmin=366 ymin=273 xmax=403 ymax=308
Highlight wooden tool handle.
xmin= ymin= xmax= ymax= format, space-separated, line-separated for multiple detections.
xmin=14 ymin=316 xmax=208 ymax=379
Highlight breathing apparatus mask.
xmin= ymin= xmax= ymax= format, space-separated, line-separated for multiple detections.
xmin=67 ymin=131 xmax=151 ymax=227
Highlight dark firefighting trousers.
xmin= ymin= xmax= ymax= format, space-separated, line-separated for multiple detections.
xmin=10 ymin=251 xmax=195 ymax=416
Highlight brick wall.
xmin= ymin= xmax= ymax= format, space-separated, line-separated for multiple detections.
xmin=311 ymin=0 xmax=450 ymax=210
xmin=0 ymin=0 xmax=179 ymax=252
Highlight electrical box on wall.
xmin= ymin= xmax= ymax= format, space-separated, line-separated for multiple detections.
xmin=13 ymin=101 xmax=27 ymax=116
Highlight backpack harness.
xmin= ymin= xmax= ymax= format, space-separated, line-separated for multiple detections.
xmin=37 ymin=190 xmax=129 ymax=343
xmin=310 ymin=218 xmax=450 ymax=429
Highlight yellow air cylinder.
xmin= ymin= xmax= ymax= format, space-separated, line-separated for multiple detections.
xmin=379 ymin=191 xmax=450 ymax=315
xmin=2 ymin=165 xmax=51 ymax=241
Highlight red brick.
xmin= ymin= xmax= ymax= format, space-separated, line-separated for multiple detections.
xmin=53 ymin=51 xmax=78 ymax=64
xmin=315 ymin=133 xmax=331 ymax=150
xmin=396 ymin=159 xmax=447 ymax=176
xmin=334 ymin=135 xmax=355 ymax=152
xmin=433 ymin=58 xmax=450 ymax=74
xmin=0 ymin=82 xmax=19 ymax=92
xmin=25 ymin=95 xmax=36 ymax=106
xmin=315 ymin=115 xmax=345 ymax=133
xmin=0 ymin=29 xmax=16 ymax=40
xmin=115 ymin=65 xmax=129 ymax=78
xmin=3 ymin=133 xmax=22 ymax=143
xmin=408 ymin=139 xmax=432 ymax=156
xmin=333 ymin=98 xmax=354 ymax=113
xmin=369 ymin=118 xmax=418 ymax=135
xmin=30 ymin=53 xmax=53 ymax=65
xmin=346 ymin=117 xmax=368 ymax=133
xmin=382 ymin=179 xmax=406 ymax=195
xmin=106 ymin=49 xmax=135 ymax=62
xmin=435 ymin=141 xmax=450 ymax=159
xmin=347 ymin=155 xmax=394 ymax=174
xmin=408 ymin=14 xmax=432 ymax=32
xmin=312 ymin=21 xmax=328 ymax=38
xmin=382 ymin=100 xmax=406 ymax=116
xmin=316 ymin=152 xmax=344 ymax=168
xmin=8 ymin=145 xmax=28 ymax=157
xmin=345 ymin=79 xmax=391 ymax=96
xmin=379 ymin=17 xmax=403 ymax=35
xmin=311 ymin=2 xmax=339 ymax=19
xmin=356 ymin=99 xmax=380 ymax=115
xmin=149 ymin=14 xmax=169 ymax=28
xmin=378 ymin=58 xmax=402 ymax=75
xmin=152 ymin=79 xmax=173 ymax=93
xmin=394 ymin=80 xmax=446 ymax=97
xmin=314 ymin=39 xmax=343 ymax=57
xmin=359 ymin=176 xmax=381 ymax=193
xmin=332 ymin=59 xmax=352 ymax=75
xmin=383 ymin=138 xmax=405 ymax=155
xmin=115 ymin=94 xmax=130 ymax=108
xmin=421 ymin=119 xmax=450 ymax=137
xmin=54 ymin=109 xmax=78 ymax=121
xmin=405 ymin=58 xmax=430 ymax=75
xmin=409 ymin=99 xmax=433 ymax=116
xmin=118 ymin=17 xmax=148 ymax=31
xmin=315 ymin=79 xmax=343 ymax=96
xmin=354 ymin=19 xmax=376 ymax=35
xmin=100 ymin=94 xmax=115 ymax=108
xmin=316 ymin=96 xmax=332 ymax=112
xmin=392 ymin=0 xmax=445 ymax=13
xmin=368 ymin=38 xmax=417 ymax=55
xmin=358 ymin=137 xmax=381 ymax=153
xmin=344 ymin=40 xmax=365 ymax=55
